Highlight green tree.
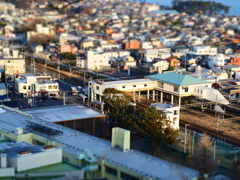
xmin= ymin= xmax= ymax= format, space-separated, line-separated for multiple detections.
xmin=123 ymin=107 xmax=178 ymax=155
xmin=62 ymin=52 xmax=76 ymax=60
xmin=0 ymin=21 xmax=6 ymax=28
xmin=168 ymin=66 xmax=175 ymax=71
xmin=103 ymin=88 xmax=134 ymax=130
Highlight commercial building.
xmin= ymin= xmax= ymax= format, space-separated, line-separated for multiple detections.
xmin=24 ymin=105 xmax=106 ymax=138
xmin=0 ymin=105 xmax=199 ymax=180
xmin=14 ymin=74 xmax=59 ymax=99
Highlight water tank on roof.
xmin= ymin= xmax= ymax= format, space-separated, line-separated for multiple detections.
xmin=15 ymin=127 xmax=23 ymax=135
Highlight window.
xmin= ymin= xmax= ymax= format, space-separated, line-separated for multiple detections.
xmin=133 ymin=85 xmax=136 ymax=88
xmin=201 ymin=90 xmax=203 ymax=94
xmin=122 ymin=86 xmax=125 ymax=88
xmin=144 ymin=84 xmax=147 ymax=87
xmin=48 ymin=86 xmax=52 ymax=89
xmin=197 ymin=89 xmax=199 ymax=93
xmin=106 ymin=166 xmax=117 ymax=176
xmin=158 ymin=82 xmax=163 ymax=88
xmin=53 ymin=85 xmax=58 ymax=89
xmin=96 ymin=86 xmax=99 ymax=90
xmin=121 ymin=172 xmax=139 ymax=180
xmin=194 ymin=88 xmax=196 ymax=92
xmin=23 ymin=86 xmax=26 ymax=90
xmin=182 ymin=86 xmax=188 ymax=93
xmin=174 ymin=110 xmax=178 ymax=115
xmin=28 ymin=86 xmax=31 ymax=90
xmin=174 ymin=86 xmax=178 ymax=92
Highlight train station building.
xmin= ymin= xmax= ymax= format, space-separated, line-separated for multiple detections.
xmin=88 ymin=72 xmax=229 ymax=106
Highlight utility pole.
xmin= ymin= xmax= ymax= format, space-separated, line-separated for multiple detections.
xmin=191 ymin=132 xmax=194 ymax=156
xmin=215 ymin=95 xmax=217 ymax=117
xmin=184 ymin=124 xmax=190 ymax=153
xmin=58 ymin=60 xmax=60 ymax=81
xmin=63 ymin=92 xmax=65 ymax=105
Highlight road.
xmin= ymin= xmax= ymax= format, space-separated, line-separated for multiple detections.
xmin=11 ymin=81 xmax=85 ymax=109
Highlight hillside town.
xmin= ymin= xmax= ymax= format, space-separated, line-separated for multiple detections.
xmin=1 ymin=0 xmax=240 ymax=179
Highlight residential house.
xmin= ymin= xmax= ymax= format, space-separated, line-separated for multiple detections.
xmin=55 ymin=43 xmax=77 ymax=56
xmin=151 ymin=58 xmax=169 ymax=71
xmin=166 ymin=57 xmax=181 ymax=68
xmin=148 ymin=10 xmax=178 ymax=17
xmin=123 ymin=40 xmax=140 ymax=50
xmin=221 ymin=64 xmax=240 ymax=79
xmin=228 ymin=56 xmax=240 ymax=65
xmin=207 ymin=54 xmax=225 ymax=68
xmin=31 ymin=44 xmax=43 ymax=56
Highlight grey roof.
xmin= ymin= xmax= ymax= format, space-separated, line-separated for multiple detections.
xmin=24 ymin=105 xmax=105 ymax=122
xmin=0 ymin=142 xmax=43 ymax=157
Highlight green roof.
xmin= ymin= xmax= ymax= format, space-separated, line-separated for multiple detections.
xmin=147 ymin=72 xmax=211 ymax=86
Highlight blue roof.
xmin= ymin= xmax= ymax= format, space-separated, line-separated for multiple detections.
xmin=147 ymin=72 xmax=211 ymax=86
xmin=153 ymin=10 xmax=178 ymax=14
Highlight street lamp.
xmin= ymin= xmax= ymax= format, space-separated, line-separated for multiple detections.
xmin=184 ymin=124 xmax=190 ymax=153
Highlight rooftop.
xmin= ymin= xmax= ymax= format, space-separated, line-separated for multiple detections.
xmin=147 ymin=72 xmax=212 ymax=86
xmin=24 ymin=105 xmax=105 ymax=122
xmin=0 ymin=105 xmax=198 ymax=179
xmin=104 ymin=79 xmax=154 ymax=86
xmin=0 ymin=142 xmax=51 ymax=157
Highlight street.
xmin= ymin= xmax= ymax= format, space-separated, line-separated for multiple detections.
xmin=10 ymin=80 xmax=85 ymax=109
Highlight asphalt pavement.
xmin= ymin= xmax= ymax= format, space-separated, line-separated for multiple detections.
xmin=10 ymin=81 xmax=84 ymax=109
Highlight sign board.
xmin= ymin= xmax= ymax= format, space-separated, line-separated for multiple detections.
xmin=28 ymin=99 xmax=33 ymax=104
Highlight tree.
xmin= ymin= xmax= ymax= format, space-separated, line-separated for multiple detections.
xmin=15 ymin=0 xmax=28 ymax=9
xmin=62 ymin=52 xmax=76 ymax=60
xmin=29 ymin=33 xmax=57 ymax=46
xmin=0 ymin=21 xmax=6 ymax=28
xmin=194 ymin=133 xmax=216 ymax=177
xmin=103 ymin=88 xmax=134 ymax=130
xmin=124 ymin=107 xmax=178 ymax=155
xmin=172 ymin=0 xmax=230 ymax=15
xmin=168 ymin=66 xmax=175 ymax=71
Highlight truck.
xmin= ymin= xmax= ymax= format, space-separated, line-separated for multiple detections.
xmin=71 ymin=87 xmax=78 ymax=96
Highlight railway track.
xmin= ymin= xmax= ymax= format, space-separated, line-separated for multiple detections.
xmin=180 ymin=119 xmax=240 ymax=146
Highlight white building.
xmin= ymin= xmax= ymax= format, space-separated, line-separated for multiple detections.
xmin=151 ymin=103 xmax=180 ymax=130
xmin=89 ymin=72 xmax=229 ymax=105
xmin=141 ymin=42 xmax=153 ymax=49
xmin=0 ymin=51 xmax=25 ymax=80
xmin=188 ymin=45 xmax=217 ymax=55
xmin=207 ymin=54 xmax=225 ymax=68
xmin=14 ymin=74 xmax=59 ymax=99
xmin=79 ymin=49 xmax=130 ymax=70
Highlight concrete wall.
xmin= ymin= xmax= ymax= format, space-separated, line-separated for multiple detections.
xmin=8 ymin=148 xmax=62 ymax=172
xmin=0 ymin=167 xmax=15 ymax=177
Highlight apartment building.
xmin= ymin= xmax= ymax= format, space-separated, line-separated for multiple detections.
xmin=0 ymin=50 xmax=25 ymax=81
xmin=78 ymin=49 xmax=130 ymax=70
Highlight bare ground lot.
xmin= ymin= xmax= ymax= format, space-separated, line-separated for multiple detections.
xmin=180 ymin=107 xmax=240 ymax=142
